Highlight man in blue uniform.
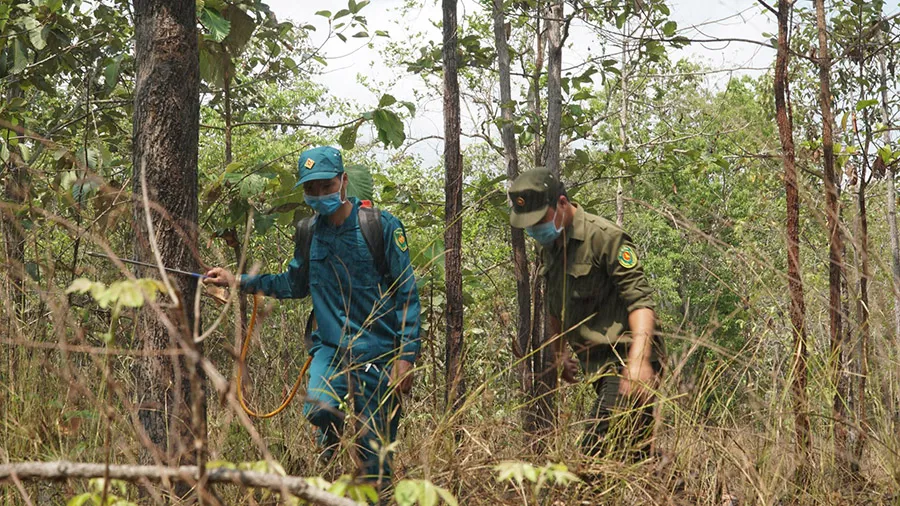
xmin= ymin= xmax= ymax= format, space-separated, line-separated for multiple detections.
xmin=204 ymin=146 xmax=421 ymax=487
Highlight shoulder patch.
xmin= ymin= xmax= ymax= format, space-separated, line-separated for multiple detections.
xmin=393 ymin=227 xmax=408 ymax=252
xmin=617 ymin=244 xmax=637 ymax=269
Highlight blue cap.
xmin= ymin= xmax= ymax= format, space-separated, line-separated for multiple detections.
xmin=295 ymin=146 xmax=344 ymax=187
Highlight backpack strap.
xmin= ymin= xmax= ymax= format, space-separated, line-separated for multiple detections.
xmin=294 ymin=207 xmax=388 ymax=284
xmin=358 ymin=206 xmax=388 ymax=279
xmin=294 ymin=216 xmax=315 ymax=284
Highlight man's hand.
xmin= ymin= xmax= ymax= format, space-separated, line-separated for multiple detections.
xmin=203 ymin=267 xmax=235 ymax=287
xmin=390 ymin=359 xmax=414 ymax=394
xmin=560 ymin=353 xmax=580 ymax=384
xmin=619 ymin=357 xmax=656 ymax=399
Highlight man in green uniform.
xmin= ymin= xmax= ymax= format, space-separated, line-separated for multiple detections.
xmin=508 ymin=168 xmax=661 ymax=460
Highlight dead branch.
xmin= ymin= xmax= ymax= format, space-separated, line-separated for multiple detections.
xmin=0 ymin=461 xmax=362 ymax=506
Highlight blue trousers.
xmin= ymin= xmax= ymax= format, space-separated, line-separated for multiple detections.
xmin=302 ymin=345 xmax=401 ymax=485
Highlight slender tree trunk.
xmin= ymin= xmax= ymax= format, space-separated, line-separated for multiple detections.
xmin=442 ymin=0 xmax=465 ymax=410
xmin=491 ymin=0 xmax=531 ymax=368
xmin=775 ymin=0 xmax=811 ymax=478
xmin=616 ymin=22 xmax=630 ymax=227
xmin=878 ymin=31 xmax=900 ymax=421
xmin=815 ymin=0 xmax=850 ymax=473
xmin=531 ymin=7 xmax=544 ymax=167
xmin=2 ymin=84 xmax=26 ymax=324
xmin=854 ymin=160 xmax=870 ymax=470
xmin=132 ymin=0 xmax=206 ymax=499
xmin=545 ymin=0 xmax=562 ymax=173
xmin=531 ymin=0 xmax=564 ymax=436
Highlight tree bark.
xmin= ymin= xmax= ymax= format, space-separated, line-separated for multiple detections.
xmin=0 ymin=461 xmax=359 ymax=506
xmin=775 ymin=0 xmax=811 ymax=477
xmin=854 ymin=160 xmax=870 ymax=470
xmin=491 ymin=0 xmax=531 ymax=365
xmin=878 ymin=29 xmax=900 ymax=422
xmin=530 ymin=6 xmax=544 ymax=167
xmin=616 ymin=21 xmax=630 ymax=227
xmin=814 ymin=0 xmax=850 ymax=474
xmin=544 ymin=0 xmax=562 ymax=173
xmin=442 ymin=0 xmax=465 ymax=411
xmin=131 ymin=0 xmax=205 ymax=499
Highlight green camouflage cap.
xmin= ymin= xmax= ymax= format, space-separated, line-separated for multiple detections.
xmin=508 ymin=168 xmax=562 ymax=228
xmin=295 ymin=146 xmax=345 ymax=187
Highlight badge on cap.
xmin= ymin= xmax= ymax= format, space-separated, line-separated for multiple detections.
xmin=515 ymin=196 xmax=525 ymax=207
xmin=617 ymin=245 xmax=637 ymax=269
xmin=304 ymin=158 xmax=315 ymax=169
xmin=394 ymin=228 xmax=408 ymax=252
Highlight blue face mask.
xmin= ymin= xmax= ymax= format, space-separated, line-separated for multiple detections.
xmin=525 ymin=210 xmax=563 ymax=245
xmin=304 ymin=180 xmax=345 ymax=216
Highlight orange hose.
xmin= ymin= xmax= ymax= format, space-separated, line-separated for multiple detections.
xmin=237 ymin=294 xmax=312 ymax=419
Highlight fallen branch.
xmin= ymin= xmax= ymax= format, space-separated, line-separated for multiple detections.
xmin=0 ymin=461 xmax=361 ymax=506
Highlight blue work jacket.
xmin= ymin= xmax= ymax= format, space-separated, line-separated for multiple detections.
xmin=240 ymin=198 xmax=421 ymax=364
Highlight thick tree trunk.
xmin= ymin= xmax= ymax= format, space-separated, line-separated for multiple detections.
xmin=131 ymin=0 xmax=205 ymax=499
xmin=814 ymin=0 xmax=851 ymax=474
xmin=442 ymin=0 xmax=465 ymax=410
xmin=491 ymin=0 xmax=531 ymax=365
xmin=775 ymin=0 xmax=811 ymax=477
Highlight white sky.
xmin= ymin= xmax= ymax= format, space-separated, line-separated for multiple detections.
xmin=265 ymin=0 xmax=776 ymax=164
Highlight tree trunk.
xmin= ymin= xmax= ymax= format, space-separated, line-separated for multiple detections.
xmin=544 ymin=0 xmax=562 ymax=173
xmin=131 ymin=0 xmax=205 ymax=500
xmin=2 ymin=84 xmax=26 ymax=326
xmin=854 ymin=161 xmax=870 ymax=470
xmin=775 ymin=0 xmax=811 ymax=478
xmin=616 ymin=21 xmax=630 ymax=227
xmin=442 ymin=0 xmax=465 ymax=411
xmin=878 ymin=30 xmax=900 ymax=421
xmin=491 ymin=0 xmax=531 ymax=369
xmin=530 ymin=7 xmax=544 ymax=167
xmin=814 ymin=0 xmax=850 ymax=474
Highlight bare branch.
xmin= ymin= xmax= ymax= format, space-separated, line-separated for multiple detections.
xmin=0 ymin=461 xmax=362 ymax=506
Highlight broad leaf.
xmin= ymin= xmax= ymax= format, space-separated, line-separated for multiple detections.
xmin=344 ymin=164 xmax=374 ymax=201
xmin=200 ymin=7 xmax=231 ymax=42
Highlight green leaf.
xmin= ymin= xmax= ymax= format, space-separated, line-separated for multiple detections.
xmin=421 ymin=481 xmax=438 ymax=506
xmin=394 ymin=480 xmax=419 ymax=506
xmin=334 ymin=9 xmax=350 ymax=19
xmin=339 ymin=121 xmax=362 ymax=150
xmin=223 ymin=6 xmax=256 ymax=54
xmin=855 ymin=99 xmax=878 ymax=111
xmin=103 ymin=55 xmax=123 ymax=91
xmin=400 ymin=101 xmax=416 ymax=116
xmin=253 ymin=213 xmax=275 ymax=235
xmin=373 ymin=109 xmax=405 ymax=148
xmin=66 ymin=278 xmax=96 ymax=295
xmin=205 ymin=460 xmax=237 ymax=470
xmin=200 ymin=7 xmax=231 ymax=42
xmin=662 ymin=20 xmax=677 ymax=37
xmin=378 ymin=94 xmax=397 ymax=108
xmin=106 ymin=281 xmax=145 ymax=308
xmin=315 ymin=10 xmax=331 ymax=17
xmin=344 ymin=164 xmax=374 ymax=201
xmin=435 ymin=487 xmax=458 ymax=506
xmin=11 ymin=38 xmax=27 ymax=74
xmin=66 ymin=492 xmax=95 ymax=506
xmin=24 ymin=17 xmax=46 ymax=50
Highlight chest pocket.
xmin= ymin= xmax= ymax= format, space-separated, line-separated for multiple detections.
xmin=562 ymin=262 xmax=598 ymax=325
